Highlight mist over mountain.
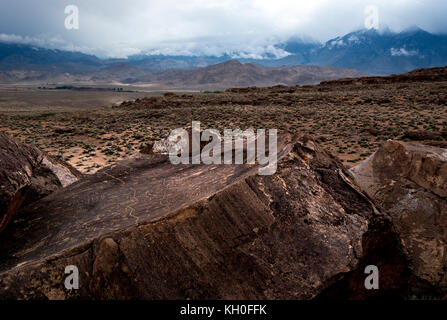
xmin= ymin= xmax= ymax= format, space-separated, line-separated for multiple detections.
xmin=0 ymin=42 xmax=100 ymax=72
xmin=310 ymin=28 xmax=447 ymax=75
xmin=0 ymin=27 xmax=446 ymax=79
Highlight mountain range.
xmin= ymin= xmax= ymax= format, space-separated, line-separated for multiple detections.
xmin=0 ymin=60 xmax=366 ymax=89
xmin=128 ymin=60 xmax=366 ymax=88
xmin=0 ymin=27 xmax=446 ymax=85
xmin=308 ymin=28 xmax=447 ymax=75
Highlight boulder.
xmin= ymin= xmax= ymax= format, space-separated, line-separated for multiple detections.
xmin=0 ymin=134 xmax=407 ymax=299
xmin=0 ymin=132 xmax=81 ymax=232
xmin=402 ymin=130 xmax=443 ymax=141
xmin=351 ymin=140 xmax=447 ymax=297
xmin=151 ymin=126 xmax=208 ymax=156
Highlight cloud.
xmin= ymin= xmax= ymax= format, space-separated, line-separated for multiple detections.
xmin=390 ymin=47 xmax=419 ymax=57
xmin=0 ymin=33 xmax=100 ymax=56
xmin=0 ymin=0 xmax=446 ymax=58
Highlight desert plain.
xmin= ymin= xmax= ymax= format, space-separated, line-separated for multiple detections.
xmin=0 ymin=68 xmax=446 ymax=174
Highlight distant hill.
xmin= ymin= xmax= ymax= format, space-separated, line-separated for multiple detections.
xmin=89 ymin=63 xmax=150 ymax=82
xmin=127 ymin=54 xmax=228 ymax=72
xmin=131 ymin=60 xmax=366 ymax=88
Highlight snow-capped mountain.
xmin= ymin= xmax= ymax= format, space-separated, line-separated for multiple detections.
xmin=0 ymin=27 xmax=446 ymax=76
xmin=307 ymin=28 xmax=447 ymax=75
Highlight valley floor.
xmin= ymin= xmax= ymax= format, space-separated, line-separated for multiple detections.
xmin=0 ymin=70 xmax=446 ymax=173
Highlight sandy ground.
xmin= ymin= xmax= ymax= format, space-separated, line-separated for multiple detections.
xmin=0 ymin=79 xmax=446 ymax=173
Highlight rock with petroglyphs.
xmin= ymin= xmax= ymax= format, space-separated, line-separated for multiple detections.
xmin=0 ymin=134 xmax=410 ymax=300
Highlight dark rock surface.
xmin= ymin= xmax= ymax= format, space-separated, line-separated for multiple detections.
xmin=0 ymin=134 xmax=405 ymax=299
xmin=0 ymin=132 xmax=81 ymax=232
xmin=351 ymin=140 xmax=447 ymax=298
xmin=402 ymin=130 xmax=447 ymax=141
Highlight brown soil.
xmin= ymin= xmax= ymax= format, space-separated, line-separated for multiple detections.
xmin=0 ymin=67 xmax=446 ymax=173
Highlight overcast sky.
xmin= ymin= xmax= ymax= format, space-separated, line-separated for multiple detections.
xmin=1 ymin=0 xmax=447 ymax=58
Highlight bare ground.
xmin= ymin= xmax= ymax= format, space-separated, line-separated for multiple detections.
xmin=0 ymin=70 xmax=446 ymax=173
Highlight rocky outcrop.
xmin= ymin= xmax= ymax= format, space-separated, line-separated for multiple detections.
xmin=402 ymin=130 xmax=447 ymax=141
xmin=0 ymin=134 xmax=406 ymax=299
xmin=0 ymin=132 xmax=81 ymax=232
xmin=351 ymin=140 xmax=447 ymax=298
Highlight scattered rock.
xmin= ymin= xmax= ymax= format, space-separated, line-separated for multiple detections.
xmin=426 ymin=141 xmax=447 ymax=149
xmin=53 ymin=127 xmax=75 ymax=135
xmin=133 ymin=132 xmax=144 ymax=140
xmin=402 ymin=130 xmax=442 ymax=141
xmin=366 ymin=128 xmax=380 ymax=137
xmin=139 ymin=142 xmax=154 ymax=155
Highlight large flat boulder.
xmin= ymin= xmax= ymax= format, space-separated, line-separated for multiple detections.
xmin=351 ymin=140 xmax=447 ymax=297
xmin=0 ymin=132 xmax=81 ymax=232
xmin=0 ymin=134 xmax=405 ymax=299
